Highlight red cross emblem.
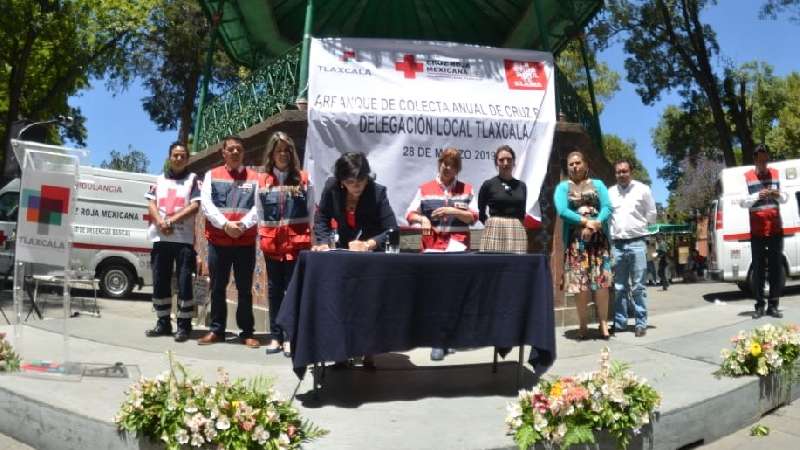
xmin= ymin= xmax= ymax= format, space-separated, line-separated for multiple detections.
xmin=341 ymin=50 xmax=356 ymax=62
xmin=159 ymin=188 xmax=186 ymax=215
xmin=395 ymin=54 xmax=424 ymax=79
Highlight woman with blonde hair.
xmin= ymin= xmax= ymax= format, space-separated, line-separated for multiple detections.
xmin=553 ymin=149 xmax=612 ymax=340
xmin=257 ymin=131 xmax=313 ymax=357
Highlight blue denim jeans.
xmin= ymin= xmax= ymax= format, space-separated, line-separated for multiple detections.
xmin=612 ymin=238 xmax=648 ymax=330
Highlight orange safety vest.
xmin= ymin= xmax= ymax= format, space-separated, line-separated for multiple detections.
xmin=744 ymin=168 xmax=782 ymax=237
xmin=412 ymin=179 xmax=475 ymax=250
xmin=205 ymin=166 xmax=259 ymax=246
xmin=257 ymin=171 xmax=312 ymax=260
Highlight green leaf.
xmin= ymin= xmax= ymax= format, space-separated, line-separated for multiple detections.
xmin=561 ymin=424 xmax=596 ymax=449
xmin=750 ymin=424 xmax=770 ymax=437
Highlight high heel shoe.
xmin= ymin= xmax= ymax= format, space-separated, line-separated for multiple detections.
xmin=599 ymin=325 xmax=610 ymax=340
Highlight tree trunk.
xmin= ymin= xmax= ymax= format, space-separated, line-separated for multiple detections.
xmin=678 ymin=0 xmax=737 ymax=167
xmin=177 ymin=63 xmax=201 ymax=145
xmin=724 ymin=78 xmax=755 ymax=165
xmin=1 ymin=24 xmax=38 ymax=179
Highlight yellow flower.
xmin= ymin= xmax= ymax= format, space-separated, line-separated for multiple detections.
xmin=232 ymin=401 xmax=240 ymax=409
xmin=549 ymin=382 xmax=563 ymax=398
xmin=750 ymin=342 xmax=762 ymax=357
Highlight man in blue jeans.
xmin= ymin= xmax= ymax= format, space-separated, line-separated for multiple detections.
xmin=608 ymin=160 xmax=657 ymax=337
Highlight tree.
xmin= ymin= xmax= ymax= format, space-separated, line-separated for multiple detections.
xmin=602 ymin=133 xmax=652 ymax=184
xmin=124 ymin=0 xmax=241 ymax=144
xmin=765 ymin=73 xmax=800 ymax=158
xmin=556 ymin=41 xmax=621 ymax=115
xmin=599 ymin=0 xmax=746 ymax=166
xmin=760 ymin=0 xmax=800 ymax=22
xmin=0 ymin=0 xmax=155 ymax=179
xmin=670 ymin=155 xmax=724 ymax=215
xmin=100 ymin=146 xmax=150 ymax=173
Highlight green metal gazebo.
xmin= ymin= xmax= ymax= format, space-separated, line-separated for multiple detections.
xmin=193 ymin=0 xmax=604 ymax=152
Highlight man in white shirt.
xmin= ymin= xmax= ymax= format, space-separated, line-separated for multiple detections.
xmin=608 ymin=159 xmax=657 ymax=337
xmin=197 ymin=136 xmax=260 ymax=348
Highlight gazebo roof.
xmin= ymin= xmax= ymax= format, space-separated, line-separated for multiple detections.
xmin=200 ymin=0 xmax=603 ymax=67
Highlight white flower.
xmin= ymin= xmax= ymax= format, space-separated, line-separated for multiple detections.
xmin=190 ymin=433 xmax=205 ymax=447
xmin=278 ymin=433 xmax=291 ymax=448
xmin=176 ymin=429 xmax=189 ymax=444
xmin=253 ymin=425 xmax=270 ymax=445
xmin=215 ymin=415 xmax=231 ymax=430
xmin=204 ymin=426 xmax=217 ymax=441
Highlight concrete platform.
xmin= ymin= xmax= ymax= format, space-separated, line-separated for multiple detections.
xmin=0 ymin=281 xmax=799 ymax=450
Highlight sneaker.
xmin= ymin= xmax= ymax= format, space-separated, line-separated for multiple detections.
xmin=766 ymin=308 xmax=783 ymax=318
xmin=145 ymin=323 xmax=172 ymax=337
xmin=430 ymin=347 xmax=446 ymax=361
xmin=753 ymin=308 xmax=765 ymax=319
xmin=173 ymin=329 xmax=190 ymax=342
xmin=634 ymin=327 xmax=647 ymax=337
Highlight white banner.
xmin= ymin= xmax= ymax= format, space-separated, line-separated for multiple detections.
xmin=306 ymin=37 xmax=556 ymax=228
xmin=16 ymin=169 xmax=75 ymax=266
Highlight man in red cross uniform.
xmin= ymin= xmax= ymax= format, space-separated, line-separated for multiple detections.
xmin=144 ymin=142 xmax=201 ymax=342
xmin=740 ymin=144 xmax=786 ymax=319
xmin=198 ymin=136 xmax=260 ymax=347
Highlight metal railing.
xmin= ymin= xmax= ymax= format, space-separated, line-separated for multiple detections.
xmin=555 ymin=67 xmax=603 ymax=151
xmin=194 ymin=46 xmax=301 ymax=151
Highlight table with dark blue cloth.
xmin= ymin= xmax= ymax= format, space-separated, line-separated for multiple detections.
xmin=276 ymin=251 xmax=556 ymax=379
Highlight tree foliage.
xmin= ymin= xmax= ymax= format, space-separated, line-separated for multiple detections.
xmin=122 ymin=0 xmax=241 ymax=144
xmin=602 ymin=134 xmax=652 ymax=185
xmin=598 ymin=0 xmax=753 ymax=167
xmin=760 ymin=0 xmax=800 ymax=22
xmin=653 ymin=64 xmax=800 ymax=190
xmin=670 ymin=155 xmax=724 ymax=215
xmin=557 ymin=40 xmax=621 ymax=115
xmin=0 ymin=0 xmax=156 ymax=177
xmin=100 ymin=146 xmax=150 ymax=173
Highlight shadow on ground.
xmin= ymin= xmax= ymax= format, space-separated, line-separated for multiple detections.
xmin=296 ymin=353 xmax=537 ymax=408
xmin=702 ymin=283 xmax=800 ymax=304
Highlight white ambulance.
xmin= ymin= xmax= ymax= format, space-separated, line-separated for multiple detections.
xmin=707 ymin=159 xmax=800 ymax=294
xmin=0 ymin=166 xmax=157 ymax=298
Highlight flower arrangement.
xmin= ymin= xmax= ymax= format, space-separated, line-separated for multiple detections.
xmin=506 ymin=348 xmax=661 ymax=450
xmin=115 ymin=353 xmax=327 ymax=450
xmin=718 ymin=323 xmax=800 ymax=378
xmin=0 ymin=332 xmax=21 ymax=372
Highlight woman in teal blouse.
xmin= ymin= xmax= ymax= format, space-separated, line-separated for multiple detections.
xmin=553 ymin=149 xmax=612 ymax=340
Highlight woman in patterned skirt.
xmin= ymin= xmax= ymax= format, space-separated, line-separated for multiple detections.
xmin=553 ymin=149 xmax=612 ymax=340
xmin=478 ymin=145 xmax=528 ymax=253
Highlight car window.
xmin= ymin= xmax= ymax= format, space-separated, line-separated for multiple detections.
xmin=0 ymin=192 xmax=20 ymax=221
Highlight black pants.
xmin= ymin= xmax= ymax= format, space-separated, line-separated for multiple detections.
xmin=265 ymin=258 xmax=296 ymax=343
xmin=657 ymin=257 xmax=669 ymax=290
xmin=208 ymin=244 xmax=256 ymax=337
xmin=151 ymin=241 xmax=195 ymax=330
xmin=750 ymin=235 xmax=783 ymax=310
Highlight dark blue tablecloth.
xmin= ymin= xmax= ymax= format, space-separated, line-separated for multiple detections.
xmin=276 ymin=251 xmax=556 ymax=378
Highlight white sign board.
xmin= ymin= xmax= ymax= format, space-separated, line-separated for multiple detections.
xmin=15 ymin=169 xmax=75 ymax=266
xmin=306 ymin=37 xmax=556 ymax=227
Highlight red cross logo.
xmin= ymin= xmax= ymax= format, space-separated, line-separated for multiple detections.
xmin=395 ymin=54 xmax=424 ymax=79
xmin=341 ymin=50 xmax=356 ymax=62
xmin=159 ymin=188 xmax=186 ymax=215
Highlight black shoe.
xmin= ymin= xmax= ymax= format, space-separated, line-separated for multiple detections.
xmin=430 ymin=347 xmax=446 ymax=361
xmin=753 ymin=308 xmax=765 ymax=319
xmin=173 ymin=329 xmax=190 ymax=342
xmin=145 ymin=323 xmax=173 ymax=337
xmin=766 ymin=308 xmax=783 ymax=318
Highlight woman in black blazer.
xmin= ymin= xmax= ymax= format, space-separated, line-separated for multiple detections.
xmin=312 ymin=152 xmax=397 ymax=252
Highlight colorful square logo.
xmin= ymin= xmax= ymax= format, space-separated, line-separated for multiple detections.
xmin=504 ymin=60 xmax=548 ymax=90
xmin=23 ymin=185 xmax=70 ymax=234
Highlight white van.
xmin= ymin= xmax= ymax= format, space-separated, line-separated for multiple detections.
xmin=707 ymin=159 xmax=800 ymax=294
xmin=0 ymin=166 xmax=157 ymax=298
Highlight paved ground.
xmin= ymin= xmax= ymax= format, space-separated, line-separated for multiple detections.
xmin=1 ymin=279 xmax=799 ymax=449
